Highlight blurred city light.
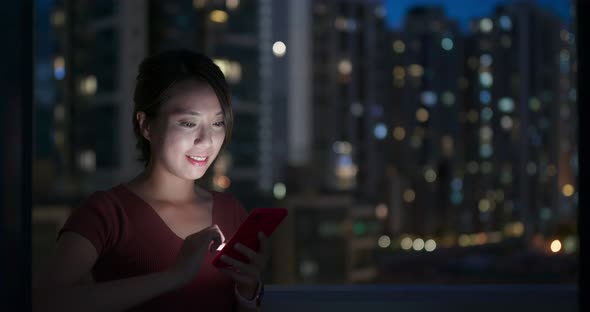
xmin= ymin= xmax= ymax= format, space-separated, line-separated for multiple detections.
xmin=550 ymin=240 xmax=562 ymax=253
xmin=273 ymin=182 xmax=286 ymax=200
xmin=424 ymin=239 xmax=436 ymax=252
xmin=378 ymin=235 xmax=391 ymax=248
xmin=272 ymin=41 xmax=286 ymax=57
xmin=209 ymin=10 xmax=229 ymax=23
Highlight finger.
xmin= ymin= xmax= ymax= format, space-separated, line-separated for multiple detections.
xmin=212 ymin=224 xmax=226 ymax=243
xmin=234 ymin=243 xmax=262 ymax=264
xmin=220 ymin=255 xmax=259 ymax=277
xmin=218 ymin=268 xmax=257 ymax=286
xmin=258 ymin=232 xmax=270 ymax=259
xmin=208 ymin=238 xmax=221 ymax=252
xmin=207 ymin=228 xmax=223 ymax=251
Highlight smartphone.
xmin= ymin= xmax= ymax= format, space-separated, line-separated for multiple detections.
xmin=211 ymin=207 xmax=288 ymax=268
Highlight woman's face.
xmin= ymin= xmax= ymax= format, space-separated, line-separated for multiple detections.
xmin=147 ymin=80 xmax=226 ymax=181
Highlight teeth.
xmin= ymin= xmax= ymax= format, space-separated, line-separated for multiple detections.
xmin=188 ymin=155 xmax=207 ymax=161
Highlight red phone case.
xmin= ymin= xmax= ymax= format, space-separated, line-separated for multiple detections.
xmin=211 ymin=207 xmax=288 ymax=268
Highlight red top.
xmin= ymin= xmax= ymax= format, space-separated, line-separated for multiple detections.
xmin=59 ymin=184 xmax=247 ymax=312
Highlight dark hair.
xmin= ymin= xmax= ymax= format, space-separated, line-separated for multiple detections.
xmin=132 ymin=49 xmax=233 ymax=167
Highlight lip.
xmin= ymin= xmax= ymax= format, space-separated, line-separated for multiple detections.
xmin=186 ymin=155 xmax=209 ymax=167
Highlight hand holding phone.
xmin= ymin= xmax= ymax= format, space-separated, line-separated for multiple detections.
xmin=211 ymin=207 xmax=287 ymax=268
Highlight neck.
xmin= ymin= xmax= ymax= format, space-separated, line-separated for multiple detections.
xmin=131 ymin=162 xmax=199 ymax=203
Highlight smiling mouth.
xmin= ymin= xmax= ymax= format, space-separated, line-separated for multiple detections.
xmin=186 ymin=155 xmax=209 ymax=166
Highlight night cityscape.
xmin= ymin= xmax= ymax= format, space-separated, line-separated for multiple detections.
xmin=29 ymin=0 xmax=578 ymax=288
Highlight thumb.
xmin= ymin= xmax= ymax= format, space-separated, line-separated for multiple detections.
xmin=207 ymin=225 xmax=224 ymax=252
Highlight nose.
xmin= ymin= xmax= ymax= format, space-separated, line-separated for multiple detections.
xmin=194 ymin=124 xmax=213 ymax=148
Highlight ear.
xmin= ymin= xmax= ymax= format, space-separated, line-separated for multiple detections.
xmin=136 ymin=111 xmax=151 ymax=141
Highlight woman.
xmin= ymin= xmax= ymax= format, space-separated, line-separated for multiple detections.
xmin=34 ymin=49 xmax=267 ymax=311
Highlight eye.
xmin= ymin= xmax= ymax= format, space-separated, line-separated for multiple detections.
xmin=180 ymin=121 xmax=196 ymax=128
xmin=213 ymin=120 xmax=225 ymax=127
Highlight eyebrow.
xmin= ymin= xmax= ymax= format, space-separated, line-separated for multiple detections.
xmin=172 ymin=110 xmax=224 ymax=116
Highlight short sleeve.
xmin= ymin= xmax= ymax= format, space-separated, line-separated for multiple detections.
xmin=58 ymin=191 xmax=122 ymax=257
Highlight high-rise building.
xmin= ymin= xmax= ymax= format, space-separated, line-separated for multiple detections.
xmin=306 ymin=0 xmax=389 ymax=199
xmin=273 ymin=0 xmax=389 ymax=285
xmin=35 ymin=0 xmax=146 ymax=202
xmin=461 ymin=2 xmax=577 ymax=241
xmin=386 ymin=7 xmax=463 ymax=237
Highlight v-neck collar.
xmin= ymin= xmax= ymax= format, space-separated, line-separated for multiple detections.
xmin=115 ymin=183 xmax=217 ymax=241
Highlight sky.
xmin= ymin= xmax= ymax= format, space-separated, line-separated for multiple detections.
xmin=384 ymin=0 xmax=572 ymax=30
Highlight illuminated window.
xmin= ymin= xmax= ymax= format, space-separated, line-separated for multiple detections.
xmin=374 ymin=5 xmax=386 ymax=18
xmin=338 ymin=59 xmax=352 ymax=75
xmin=79 ymin=75 xmax=97 ymax=95
xmin=334 ymin=17 xmax=357 ymax=32
xmin=332 ymin=141 xmax=352 ymax=154
xmin=51 ymin=9 xmax=65 ymax=26
xmin=498 ymin=97 xmax=515 ymax=113
xmin=393 ymin=127 xmax=406 ymax=141
xmin=480 ymin=54 xmax=493 ymax=67
xmin=78 ymin=150 xmax=96 ymax=172
xmin=479 ymin=72 xmax=493 ymax=87
xmin=373 ymin=123 xmax=388 ymax=140
xmin=54 ymin=56 xmax=65 ymax=80
xmin=480 ymin=90 xmax=491 ymax=104
xmin=210 ymin=10 xmax=228 ymax=23
xmin=480 ymin=107 xmax=493 ymax=121
xmin=392 ymin=40 xmax=405 ymax=53
xmin=350 ymin=102 xmax=363 ymax=117
xmin=393 ymin=66 xmax=405 ymax=79
xmin=480 ymin=144 xmax=493 ymax=158
xmin=478 ymin=199 xmax=491 ymax=212
xmin=226 ymin=0 xmax=239 ymax=10
xmin=375 ymin=203 xmax=388 ymax=219
xmin=562 ymin=184 xmax=575 ymax=197
xmin=479 ymin=18 xmax=493 ymax=33
xmin=529 ymin=97 xmax=542 ymax=111
xmin=421 ymin=91 xmax=437 ymax=107
xmin=441 ymin=37 xmax=454 ymax=51
xmin=442 ymin=136 xmax=454 ymax=156
xmin=403 ymin=189 xmax=416 ymax=203
xmin=407 ymin=64 xmax=424 ymax=77
xmin=273 ymin=183 xmax=286 ymax=200
xmin=424 ymin=168 xmax=437 ymax=183
xmin=416 ymin=108 xmax=429 ymax=122
xmin=193 ymin=0 xmax=207 ymax=9
xmin=500 ymin=116 xmax=513 ymax=130
xmin=498 ymin=15 xmax=512 ymax=31
xmin=441 ymin=91 xmax=455 ymax=106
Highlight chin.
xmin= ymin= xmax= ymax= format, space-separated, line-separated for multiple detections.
xmin=186 ymin=169 xmax=208 ymax=180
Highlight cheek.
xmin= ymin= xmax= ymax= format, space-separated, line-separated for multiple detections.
xmin=213 ymin=132 xmax=226 ymax=147
xmin=159 ymin=129 xmax=193 ymax=154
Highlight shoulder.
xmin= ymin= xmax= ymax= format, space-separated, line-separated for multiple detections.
xmin=66 ymin=184 xmax=131 ymax=232
xmin=76 ymin=185 xmax=125 ymax=214
xmin=60 ymin=185 xmax=128 ymax=256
